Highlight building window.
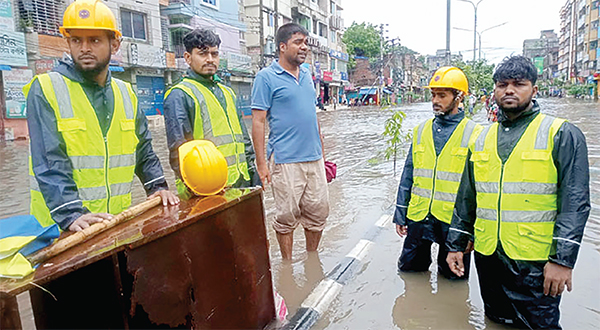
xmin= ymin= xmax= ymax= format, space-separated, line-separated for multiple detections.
xmin=319 ymin=22 xmax=327 ymax=38
xmin=17 ymin=0 xmax=65 ymax=36
xmin=330 ymin=30 xmax=336 ymax=43
xmin=121 ymin=10 xmax=147 ymax=40
xmin=312 ymin=19 xmax=318 ymax=34
xmin=202 ymin=0 xmax=217 ymax=7
xmin=331 ymin=1 xmax=335 ymax=15
xmin=331 ymin=58 xmax=336 ymax=70
xmin=299 ymin=17 xmax=311 ymax=31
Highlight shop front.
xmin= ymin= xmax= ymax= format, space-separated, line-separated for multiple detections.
xmin=1 ymin=30 xmax=30 ymax=140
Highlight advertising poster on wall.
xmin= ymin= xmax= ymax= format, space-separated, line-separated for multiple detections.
xmin=0 ymin=0 xmax=14 ymax=32
xmin=4 ymin=69 xmax=33 ymax=118
xmin=0 ymin=31 xmax=27 ymax=67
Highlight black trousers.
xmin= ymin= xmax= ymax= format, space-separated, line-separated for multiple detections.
xmin=474 ymin=245 xmax=562 ymax=329
xmin=398 ymin=216 xmax=471 ymax=280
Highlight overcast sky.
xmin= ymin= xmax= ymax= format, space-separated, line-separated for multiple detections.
xmin=342 ymin=0 xmax=566 ymax=65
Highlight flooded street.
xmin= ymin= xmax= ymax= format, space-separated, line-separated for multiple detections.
xmin=1 ymin=97 xmax=599 ymax=329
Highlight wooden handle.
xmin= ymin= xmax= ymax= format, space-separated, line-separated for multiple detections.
xmin=27 ymin=197 xmax=163 ymax=266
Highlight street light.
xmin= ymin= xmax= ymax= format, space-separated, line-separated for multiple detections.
xmin=457 ymin=0 xmax=485 ymax=62
xmin=454 ymin=21 xmax=508 ymax=60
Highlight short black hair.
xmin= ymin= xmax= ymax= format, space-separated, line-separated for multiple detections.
xmin=183 ymin=29 xmax=221 ymax=53
xmin=275 ymin=23 xmax=309 ymax=53
xmin=493 ymin=55 xmax=538 ymax=85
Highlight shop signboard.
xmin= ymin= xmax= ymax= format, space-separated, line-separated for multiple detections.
xmin=0 ymin=0 xmax=14 ymax=32
xmin=533 ymin=57 xmax=544 ymax=75
xmin=35 ymin=59 xmax=59 ymax=74
xmin=227 ymin=52 xmax=252 ymax=73
xmin=129 ymin=43 xmax=166 ymax=68
xmin=315 ymin=61 xmax=321 ymax=80
xmin=4 ymin=68 xmax=32 ymax=118
xmin=340 ymin=72 xmax=348 ymax=81
xmin=322 ymin=71 xmax=333 ymax=82
xmin=0 ymin=31 xmax=27 ymax=67
xmin=329 ymin=50 xmax=349 ymax=62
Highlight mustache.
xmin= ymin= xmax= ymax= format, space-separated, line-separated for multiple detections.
xmin=78 ymin=54 xmax=97 ymax=60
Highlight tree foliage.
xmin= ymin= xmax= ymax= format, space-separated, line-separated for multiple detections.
xmin=452 ymin=59 xmax=495 ymax=96
xmin=382 ymin=109 xmax=409 ymax=175
xmin=342 ymin=22 xmax=382 ymax=59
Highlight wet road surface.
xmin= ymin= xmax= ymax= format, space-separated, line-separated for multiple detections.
xmin=0 ymin=97 xmax=598 ymax=329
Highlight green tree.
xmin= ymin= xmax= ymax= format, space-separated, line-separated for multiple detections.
xmin=343 ymin=22 xmax=383 ymax=69
xmin=452 ymin=59 xmax=495 ymax=96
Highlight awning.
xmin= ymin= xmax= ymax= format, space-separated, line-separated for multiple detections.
xmin=109 ymin=66 xmax=124 ymax=72
xmin=0 ymin=65 xmax=11 ymax=71
xmin=383 ymin=88 xmax=393 ymax=94
xmin=359 ymin=87 xmax=378 ymax=95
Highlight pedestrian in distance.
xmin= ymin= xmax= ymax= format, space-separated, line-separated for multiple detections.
xmin=393 ymin=66 xmax=482 ymax=280
xmin=251 ymin=23 xmax=329 ymax=260
xmin=25 ymin=0 xmax=179 ymax=232
xmin=446 ymin=55 xmax=590 ymax=329
xmin=163 ymin=29 xmax=259 ymax=198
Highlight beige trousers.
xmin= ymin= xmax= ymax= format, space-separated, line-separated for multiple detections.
xmin=269 ymin=156 xmax=329 ymax=234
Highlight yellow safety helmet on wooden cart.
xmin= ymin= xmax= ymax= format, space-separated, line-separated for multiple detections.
xmin=425 ymin=66 xmax=469 ymax=95
xmin=60 ymin=0 xmax=122 ymax=39
xmin=179 ymin=140 xmax=228 ymax=196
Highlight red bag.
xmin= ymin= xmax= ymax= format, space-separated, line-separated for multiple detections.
xmin=324 ymin=160 xmax=337 ymax=183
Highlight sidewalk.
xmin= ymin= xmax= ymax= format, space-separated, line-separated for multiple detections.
xmin=317 ymin=104 xmax=350 ymax=112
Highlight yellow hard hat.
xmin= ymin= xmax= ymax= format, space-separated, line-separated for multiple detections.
xmin=425 ymin=66 xmax=469 ymax=95
xmin=179 ymin=140 xmax=228 ymax=196
xmin=60 ymin=0 xmax=122 ymax=39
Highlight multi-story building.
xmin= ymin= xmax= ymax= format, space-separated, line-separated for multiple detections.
xmin=522 ymin=30 xmax=559 ymax=80
xmin=163 ymin=0 xmax=253 ymax=113
xmin=245 ymin=0 xmax=349 ymax=104
xmin=16 ymin=0 xmax=177 ymax=117
xmin=425 ymin=49 xmax=463 ymax=72
xmin=559 ymin=0 xmax=576 ymax=79
xmin=558 ymin=0 xmax=600 ymax=82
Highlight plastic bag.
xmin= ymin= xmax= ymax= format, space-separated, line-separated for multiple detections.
xmin=324 ymin=160 xmax=337 ymax=183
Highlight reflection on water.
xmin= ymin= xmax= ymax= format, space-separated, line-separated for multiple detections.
xmin=1 ymin=98 xmax=599 ymax=329
xmin=393 ymin=272 xmax=472 ymax=330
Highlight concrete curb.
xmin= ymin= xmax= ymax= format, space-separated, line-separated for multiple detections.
xmin=282 ymin=214 xmax=392 ymax=330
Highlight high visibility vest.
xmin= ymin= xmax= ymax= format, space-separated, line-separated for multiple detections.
xmin=407 ymin=117 xmax=481 ymax=223
xmin=166 ymin=78 xmax=250 ymax=186
xmin=25 ymin=72 xmax=138 ymax=227
xmin=471 ymin=114 xmax=566 ymax=260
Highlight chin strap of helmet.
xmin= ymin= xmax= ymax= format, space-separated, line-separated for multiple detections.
xmin=433 ymin=90 xmax=463 ymax=116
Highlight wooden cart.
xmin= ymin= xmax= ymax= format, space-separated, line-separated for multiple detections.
xmin=0 ymin=188 xmax=277 ymax=329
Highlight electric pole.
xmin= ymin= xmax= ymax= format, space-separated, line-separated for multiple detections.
xmin=379 ymin=24 xmax=387 ymax=106
xmin=259 ymin=0 xmax=264 ymax=68
xmin=274 ymin=0 xmax=278 ymax=33
xmin=446 ymin=0 xmax=451 ymax=65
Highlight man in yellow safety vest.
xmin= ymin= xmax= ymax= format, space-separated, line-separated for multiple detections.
xmin=26 ymin=0 xmax=179 ymax=232
xmin=393 ymin=66 xmax=482 ymax=280
xmin=446 ymin=56 xmax=590 ymax=329
xmin=163 ymin=29 xmax=258 ymax=197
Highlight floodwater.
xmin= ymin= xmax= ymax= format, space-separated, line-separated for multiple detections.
xmin=1 ymin=97 xmax=599 ymax=329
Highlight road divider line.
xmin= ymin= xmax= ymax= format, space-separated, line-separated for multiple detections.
xmin=283 ymin=214 xmax=392 ymax=330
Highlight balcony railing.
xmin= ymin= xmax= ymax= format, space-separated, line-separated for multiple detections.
xmin=329 ymin=15 xmax=344 ymax=30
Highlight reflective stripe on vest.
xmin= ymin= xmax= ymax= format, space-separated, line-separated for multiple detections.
xmin=166 ymin=79 xmax=250 ymax=186
xmin=472 ymin=114 xmax=566 ymax=261
xmin=26 ymin=72 xmax=138 ymax=227
xmin=407 ymin=117 xmax=481 ymax=223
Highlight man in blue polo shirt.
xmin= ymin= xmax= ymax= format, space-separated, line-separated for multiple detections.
xmin=251 ymin=23 xmax=329 ymax=260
